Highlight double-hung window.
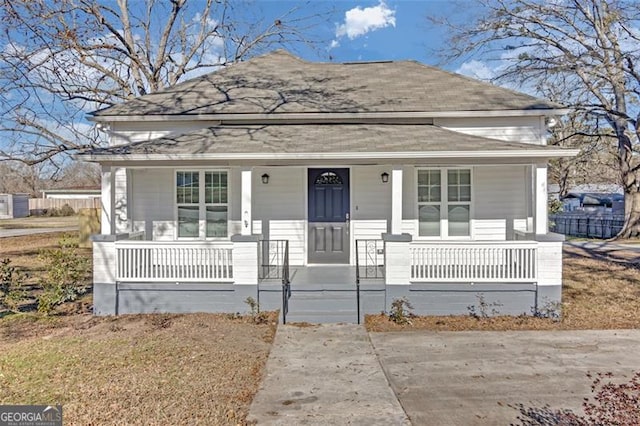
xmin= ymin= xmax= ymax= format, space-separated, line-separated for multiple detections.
xmin=176 ymin=170 xmax=228 ymax=239
xmin=418 ymin=168 xmax=471 ymax=238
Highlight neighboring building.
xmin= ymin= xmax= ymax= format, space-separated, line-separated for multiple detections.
xmin=0 ymin=194 xmax=29 ymax=219
xmin=562 ymin=192 xmax=624 ymax=213
xmin=78 ymin=50 xmax=578 ymax=320
xmin=41 ymin=188 xmax=101 ymax=200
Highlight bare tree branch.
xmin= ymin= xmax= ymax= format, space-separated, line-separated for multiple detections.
xmin=436 ymin=0 xmax=640 ymax=237
xmin=0 ymin=0 xmax=332 ymax=167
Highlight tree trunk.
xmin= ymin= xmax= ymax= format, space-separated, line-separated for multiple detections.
xmin=618 ymin=188 xmax=640 ymax=239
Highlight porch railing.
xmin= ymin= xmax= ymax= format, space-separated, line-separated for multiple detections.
xmin=116 ymin=241 xmax=234 ymax=282
xmin=355 ymin=239 xmax=384 ymax=325
xmin=410 ymin=242 xmax=537 ymax=282
xmin=355 ymin=239 xmax=385 ymax=282
xmin=257 ymin=239 xmax=291 ymax=323
xmin=258 ymin=239 xmax=289 ymax=280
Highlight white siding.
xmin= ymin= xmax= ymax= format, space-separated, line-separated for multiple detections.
xmin=402 ymin=166 xmax=416 ymax=220
xmin=473 ymin=165 xmax=527 ymax=240
xmin=252 ymin=167 xmax=305 ymax=221
xmin=252 ymin=167 xmax=306 ymax=264
xmin=401 ymin=220 xmax=418 ymax=236
xmin=109 ymin=121 xmax=214 ymax=146
xmin=352 ymin=165 xmax=392 ymax=220
xmin=352 ymin=220 xmax=387 ymax=240
xmin=434 ymin=117 xmax=545 ymax=145
xmin=130 ymin=169 xmax=175 ymax=240
xmin=229 ymin=168 xmax=241 ymax=222
xmin=537 ymin=241 xmax=563 ymax=286
xmin=351 ymin=166 xmax=391 ymax=245
xmin=269 ymin=220 xmax=306 ymax=265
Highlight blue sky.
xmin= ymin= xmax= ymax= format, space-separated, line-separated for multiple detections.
xmin=259 ymin=0 xmax=479 ymax=71
xmin=0 ymin=0 xmax=492 ymax=163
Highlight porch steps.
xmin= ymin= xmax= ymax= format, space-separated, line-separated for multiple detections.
xmin=286 ymin=287 xmax=359 ymax=324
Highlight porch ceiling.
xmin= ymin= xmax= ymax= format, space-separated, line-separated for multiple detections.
xmin=78 ymin=124 xmax=578 ymax=164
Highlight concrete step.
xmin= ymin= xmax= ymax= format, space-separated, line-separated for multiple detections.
xmin=274 ymin=283 xmax=384 ymax=324
xmin=284 ymin=311 xmax=360 ymax=324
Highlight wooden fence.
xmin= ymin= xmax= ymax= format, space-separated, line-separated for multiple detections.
xmin=29 ymin=198 xmax=101 ymax=215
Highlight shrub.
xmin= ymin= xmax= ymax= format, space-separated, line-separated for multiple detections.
xmin=244 ymin=297 xmax=270 ymax=324
xmin=0 ymin=258 xmax=27 ymax=312
xmin=37 ymin=236 xmax=90 ymax=314
xmin=59 ymin=204 xmax=75 ymax=216
xmin=389 ymin=297 xmax=414 ymax=325
xmin=532 ymin=297 xmax=562 ymax=321
xmin=467 ymin=293 xmax=503 ymax=319
xmin=43 ymin=207 xmax=60 ymax=217
xmin=548 ymin=198 xmax=564 ymax=214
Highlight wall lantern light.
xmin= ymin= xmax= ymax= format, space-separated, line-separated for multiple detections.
xmin=261 ymin=173 xmax=270 ymax=184
xmin=381 ymin=172 xmax=389 ymax=183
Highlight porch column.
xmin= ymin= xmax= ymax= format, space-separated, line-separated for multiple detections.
xmin=91 ymin=235 xmax=118 ymax=316
xmin=101 ymin=165 xmax=115 ymax=235
xmin=534 ymin=163 xmax=548 ymax=235
xmin=525 ymin=165 xmax=534 ymax=232
xmin=231 ymin=235 xmax=259 ymax=285
xmin=241 ymin=168 xmax=252 ymax=236
xmin=391 ymin=167 xmax=403 ymax=234
xmin=383 ymin=233 xmax=412 ymax=285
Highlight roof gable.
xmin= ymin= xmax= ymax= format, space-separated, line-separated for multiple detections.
xmin=91 ymin=50 xmax=562 ymax=118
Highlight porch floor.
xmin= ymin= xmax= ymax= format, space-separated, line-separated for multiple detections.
xmin=261 ymin=265 xmax=384 ymax=286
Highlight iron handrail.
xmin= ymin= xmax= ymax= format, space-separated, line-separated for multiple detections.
xmin=282 ymin=240 xmax=291 ymax=324
xmin=258 ymin=239 xmax=288 ymax=280
xmin=355 ymin=240 xmax=361 ymax=324
xmin=355 ymin=239 xmax=385 ymax=324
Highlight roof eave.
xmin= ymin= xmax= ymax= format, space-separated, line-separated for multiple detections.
xmin=87 ymin=109 xmax=571 ymax=123
xmin=76 ymin=149 xmax=580 ymax=163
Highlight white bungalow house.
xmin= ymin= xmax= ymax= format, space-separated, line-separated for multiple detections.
xmin=79 ymin=50 xmax=578 ymax=321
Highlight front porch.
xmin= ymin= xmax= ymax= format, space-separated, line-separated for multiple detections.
xmin=90 ymin=150 xmax=567 ymax=322
xmin=92 ymin=233 xmax=562 ymax=322
xmin=98 ymin=161 xmax=554 ymax=262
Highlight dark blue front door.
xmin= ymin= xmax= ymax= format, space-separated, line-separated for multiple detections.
xmin=308 ymin=168 xmax=350 ymax=263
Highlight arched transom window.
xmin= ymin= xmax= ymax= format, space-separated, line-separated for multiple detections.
xmin=314 ymin=171 xmax=343 ymax=185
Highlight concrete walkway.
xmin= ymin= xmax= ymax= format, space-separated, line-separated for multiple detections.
xmin=248 ymin=324 xmax=409 ymax=425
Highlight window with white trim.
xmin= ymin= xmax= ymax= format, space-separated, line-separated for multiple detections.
xmin=417 ymin=168 xmax=471 ymax=238
xmin=176 ymin=170 xmax=228 ymax=238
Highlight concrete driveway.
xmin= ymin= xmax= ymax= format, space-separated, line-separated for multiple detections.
xmin=370 ymin=330 xmax=640 ymax=425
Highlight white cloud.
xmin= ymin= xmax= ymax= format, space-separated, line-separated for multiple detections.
xmin=335 ymin=1 xmax=396 ymax=40
xmin=456 ymin=60 xmax=496 ymax=81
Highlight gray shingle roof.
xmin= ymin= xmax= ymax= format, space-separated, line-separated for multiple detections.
xmin=91 ymin=50 xmax=561 ymax=117
xmin=83 ymin=124 xmax=566 ymax=157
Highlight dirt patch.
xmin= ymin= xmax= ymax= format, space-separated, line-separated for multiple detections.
xmin=0 ymin=312 xmax=278 ymax=425
xmin=367 ymin=244 xmax=640 ymax=332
